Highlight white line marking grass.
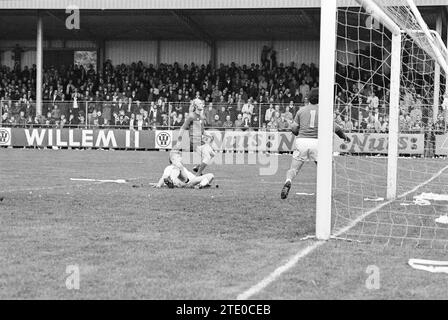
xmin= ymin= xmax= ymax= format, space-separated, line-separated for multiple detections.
xmin=1 ymin=178 xmax=141 ymax=194
xmin=70 ymin=178 xmax=127 ymax=184
xmin=237 ymin=164 xmax=448 ymax=300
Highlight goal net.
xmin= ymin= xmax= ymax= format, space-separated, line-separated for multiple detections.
xmin=331 ymin=0 xmax=448 ymax=249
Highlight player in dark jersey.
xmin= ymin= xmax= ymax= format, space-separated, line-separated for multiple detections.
xmin=281 ymin=89 xmax=351 ymax=200
xmin=171 ymin=98 xmax=216 ymax=176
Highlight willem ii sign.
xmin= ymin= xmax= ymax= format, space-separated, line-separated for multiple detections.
xmin=1 ymin=128 xmax=156 ymax=149
xmin=0 ymin=128 xmax=425 ymax=155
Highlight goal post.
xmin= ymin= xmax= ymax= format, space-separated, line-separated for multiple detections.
xmin=316 ymin=0 xmax=448 ymax=242
xmin=355 ymin=0 xmax=404 ymax=201
xmin=316 ymin=0 xmax=402 ymax=239
xmin=386 ymin=31 xmax=401 ymax=201
xmin=316 ymin=0 xmax=338 ymax=240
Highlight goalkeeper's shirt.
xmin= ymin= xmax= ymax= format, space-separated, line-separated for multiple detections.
xmin=294 ymin=104 xmax=319 ymax=139
xmin=294 ymin=104 xmax=347 ymax=140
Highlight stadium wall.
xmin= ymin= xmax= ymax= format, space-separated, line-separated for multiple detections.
xmin=0 ymin=39 xmax=97 ymax=69
xmin=105 ymin=41 xmax=158 ymax=66
xmin=216 ymin=40 xmax=320 ymax=66
xmin=160 ymin=41 xmax=211 ymax=65
xmin=1 ymin=39 xmax=322 ymax=68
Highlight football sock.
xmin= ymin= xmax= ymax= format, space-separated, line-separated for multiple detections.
xmin=196 ymin=163 xmax=208 ymax=176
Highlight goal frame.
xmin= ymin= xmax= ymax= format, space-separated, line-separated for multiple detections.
xmin=316 ymin=0 xmax=447 ymax=240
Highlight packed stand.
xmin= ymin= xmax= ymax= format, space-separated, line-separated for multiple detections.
xmin=1 ymin=59 xmax=447 ymax=133
xmin=0 ymin=60 xmax=320 ymax=130
xmin=335 ymin=61 xmax=448 ymax=134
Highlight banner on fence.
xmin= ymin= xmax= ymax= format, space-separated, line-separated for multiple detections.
xmin=205 ymin=130 xmax=282 ymax=152
xmin=0 ymin=128 xmax=12 ymax=146
xmin=435 ymin=134 xmax=448 ymax=155
xmin=1 ymin=128 xmax=425 ymax=155
xmin=0 ymin=128 xmax=156 ymax=149
xmin=334 ymin=133 xmax=425 ymax=155
xmin=155 ymin=130 xmax=173 ymax=149
xmin=203 ymin=130 xmax=424 ymax=155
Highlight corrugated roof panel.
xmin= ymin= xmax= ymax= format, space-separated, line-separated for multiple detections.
xmin=217 ymin=40 xmax=268 ymax=66
xmin=0 ymin=0 xmax=445 ymax=9
xmin=106 ymin=41 xmax=158 ymax=66
xmin=22 ymin=50 xmax=36 ymax=68
xmin=66 ymin=40 xmax=96 ymax=48
xmin=215 ymin=40 xmax=321 ymax=66
xmin=160 ymin=41 xmax=210 ymax=65
xmin=275 ymin=40 xmax=320 ymax=65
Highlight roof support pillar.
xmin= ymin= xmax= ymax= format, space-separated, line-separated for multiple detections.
xmin=36 ymin=10 xmax=43 ymax=116
xmin=97 ymin=39 xmax=106 ymax=74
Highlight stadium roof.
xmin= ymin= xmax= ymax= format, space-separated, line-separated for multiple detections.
xmin=0 ymin=1 xmax=445 ymax=41
xmin=0 ymin=0 xmax=447 ymax=9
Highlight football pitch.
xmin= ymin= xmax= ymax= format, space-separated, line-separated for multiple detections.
xmin=1 ymin=148 xmax=448 ymax=299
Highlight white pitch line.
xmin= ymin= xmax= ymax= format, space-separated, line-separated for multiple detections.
xmin=70 ymin=178 xmax=127 ymax=184
xmin=1 ymin=183 xmax=99 ymax=194
xmin=237 ymin=164 xmax=448 ymax=300
xmin=1 ymin=177 xmax=142 ymax=194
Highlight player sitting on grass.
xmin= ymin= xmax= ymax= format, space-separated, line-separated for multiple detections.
xmin=172 ymin=96 xmax=216 ymax=176
xmin=154 ymin=162 xmax=215 ymax=189
xmin=281 ymin=89 xmax=351 ymax=200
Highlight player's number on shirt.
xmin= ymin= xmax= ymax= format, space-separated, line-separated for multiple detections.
xmin=309 ymin=110 xmax=317 ymax=128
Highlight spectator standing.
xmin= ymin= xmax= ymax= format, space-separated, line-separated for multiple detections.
xmin=281 ymin=106 xmax=293 ymax=123
xmin=102 ymin=99 xmax=112 ymax=126
xmin=211 ymin=114 xmax=223 ymax=128
xmin=264 ymin=104 xmax=275 ymax=124
xmin=223 ymin=115 xmax=233 ymax=128
xmin=234 ymin=114 xmax=244 ymax=128
xmin=96 ymin=111 xmax=105 ymax=127
xmin=242 ymin=98 xmax=254 ymax=121
xmin=51 ymin=105 xmax=61 ymax=120
xmin=205 ymin=103 xmax=217 ymax=126
xmin=374 ymin=116 xmax=382 ymax=133
xmin=149 ymin=103 xmax=162 ymax=126
xmin=343 ymin=116 xmax=353 ymax=133
xmin=277 ymin=114 xmax=290 ymax=130
xmin=367 ymin=91 xmax=379 ymax=111
xmin=410 ymin=105 xmax=422 ymax=124
xmin=299 ymin=80 xmax=310 ymax=102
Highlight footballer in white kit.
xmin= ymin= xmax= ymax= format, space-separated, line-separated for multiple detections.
xmin=154 ymin=164 xmax=215 ymax=189
xmin=281 ymin=89 xmax=351 ymax=200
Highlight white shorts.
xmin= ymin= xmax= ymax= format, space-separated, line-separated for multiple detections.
xmin=293 ymin=138 xmax=318 ymax=162
xmin=185 ymin=170 xmax=214 ymax=187
xmin=196 ymin=143 xmax=215 ymax=165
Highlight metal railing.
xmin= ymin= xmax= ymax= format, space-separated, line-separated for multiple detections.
xmin=0 ymin=99 xmax=444 ymax=133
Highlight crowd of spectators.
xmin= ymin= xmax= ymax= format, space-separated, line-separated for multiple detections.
xmin=333 ymin=60 xmax=448 ymax=135
xmin=1 ymin=58 xmax=447 ymax=133
xmin=0 ymin=59 xmax=320 ymax=130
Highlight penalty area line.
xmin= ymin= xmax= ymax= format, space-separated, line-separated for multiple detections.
xmin=237 ymin=164 xmax=448 ymax=300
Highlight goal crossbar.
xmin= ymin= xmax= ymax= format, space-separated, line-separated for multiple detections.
xmin=357 ymin=0 xmax=448 ymax=74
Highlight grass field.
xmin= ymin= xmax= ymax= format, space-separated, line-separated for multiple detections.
xmin=1 ymin=148 xmax=448 ymax=300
